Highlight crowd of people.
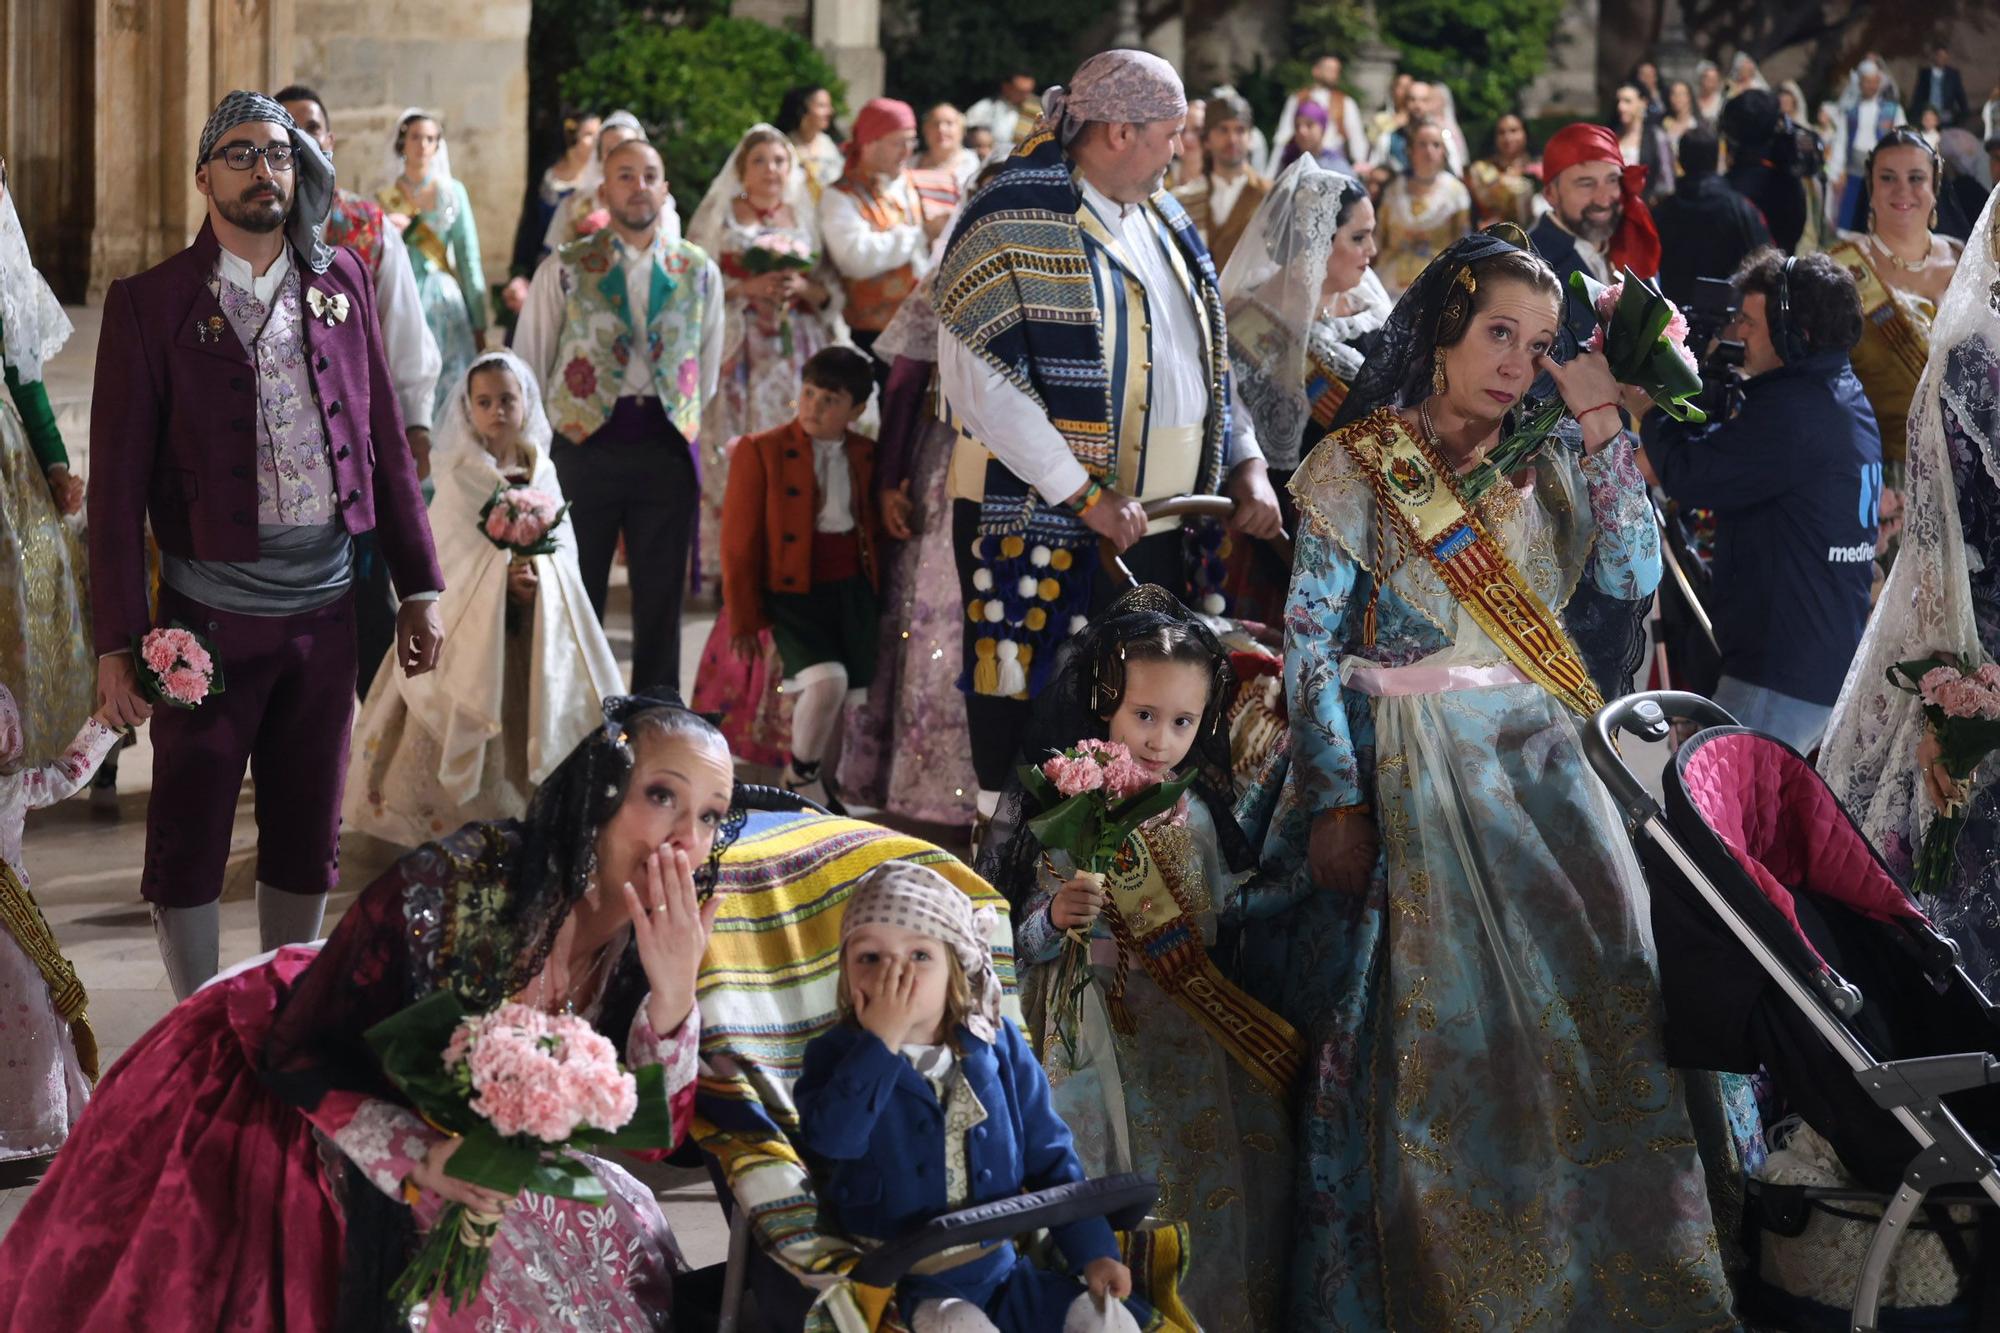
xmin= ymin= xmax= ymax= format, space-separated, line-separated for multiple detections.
xmin=0 ymin=26 xmax=1993 ymax=1333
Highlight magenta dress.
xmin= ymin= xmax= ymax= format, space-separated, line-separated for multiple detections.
xmin=0 ymin=824 xmax=698 ymax=1332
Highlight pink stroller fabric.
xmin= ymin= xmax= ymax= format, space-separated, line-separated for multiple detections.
xmin=1677 ymin=731 xmax=1925 ymax=962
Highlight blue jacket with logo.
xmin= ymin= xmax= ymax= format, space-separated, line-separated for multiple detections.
xmin=1643 ymin=350 xmax=1883 ymax=705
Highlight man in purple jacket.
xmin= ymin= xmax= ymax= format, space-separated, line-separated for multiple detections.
xmin=89 ymin=91 xmax=446 ymax=996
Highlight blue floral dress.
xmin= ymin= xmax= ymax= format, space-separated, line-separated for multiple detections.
xmin=1240 ymin=409 xmax=1739 ymax=1330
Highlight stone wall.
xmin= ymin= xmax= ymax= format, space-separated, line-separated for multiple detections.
xmin=291 ymin=0 xmax=530 ymax=290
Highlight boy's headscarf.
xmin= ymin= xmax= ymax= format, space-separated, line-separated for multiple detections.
xmin=841 ymin=860 xmax=1002 ymax=1043
xmin=196 ymin=89 xmax=336 ymax=274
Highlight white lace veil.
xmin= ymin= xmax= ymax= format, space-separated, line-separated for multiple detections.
xmin=687 ymin=123 xmax=817 ymax=258
xmin=1820 ymin=188 xmax=2000 ymax=858
xmin=431 ymin=347 xmax=553 ymax=469
xmin=0 ymin=176 xmax=73 ymax=383
xmin=1219 ymin=156 xmax=1392 ymax=470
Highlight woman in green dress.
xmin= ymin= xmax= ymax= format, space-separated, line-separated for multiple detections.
xmin=0 ymin=160 xmax=93 ymax=767
xmin=381 ymin=109 xmax=488 ymax=418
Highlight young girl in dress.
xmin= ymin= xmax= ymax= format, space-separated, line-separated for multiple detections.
xmin=980 ymin=585 xmax=1299 ymax=1333
xmin=344 ymin=351 xmax=622 ymax=847
xmin=795 ymin=860 xmax=1140 ymax=1333
xmin=0 ymin=685 xmax=120 ymax=1162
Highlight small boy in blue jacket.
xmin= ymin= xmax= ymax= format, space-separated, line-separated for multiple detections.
xmin=796 ymin=861 xmax=1144 ymax=1333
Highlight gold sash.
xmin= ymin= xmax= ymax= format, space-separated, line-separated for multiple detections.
xmin=380 ymin=184 xmax=457 ymax=281
xmin=0 ymin=860 xmax=96 ymax=1080
xmin=1304 ymin=351 xmax=1351 ymax=431
xmin=1344 ymin=414 xmax=1605 ymax=718
xmin=1824 ymin=238 xmax=1931 ymax=464
xmin=1099 ymin=824 xmax=1302 ymax=1101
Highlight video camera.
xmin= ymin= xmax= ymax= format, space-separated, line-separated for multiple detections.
xmin=1686 ymin=276 xmax=1746 ymax=422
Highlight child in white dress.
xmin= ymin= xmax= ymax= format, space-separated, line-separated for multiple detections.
xmin=0 ymin=684 xmax=119 ymax=1161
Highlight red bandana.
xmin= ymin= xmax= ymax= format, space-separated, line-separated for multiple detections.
xmin=1541 ymin=123 xmax=1661 ymax=279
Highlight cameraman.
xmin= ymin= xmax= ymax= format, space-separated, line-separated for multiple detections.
xmin=1721 ymin=89 xmax=1810 ymax=254
xmin=1639 ymin=250 xmax=1881 ymax=752
xmin=1653 ymin=128 xmax=1771 ymax=307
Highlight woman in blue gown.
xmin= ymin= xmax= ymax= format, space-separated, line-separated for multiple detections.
xmin=1240 ymin=230 xmax=1740 ymax=1330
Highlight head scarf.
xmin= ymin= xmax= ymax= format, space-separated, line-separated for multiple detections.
xmin=1042 ymin=49 xmax=1186 ymax=147
xmin=844 ymin=98 xmax=917 ymax=174
xmin=1221 ymin=156 xmax=1390 ymax=470
xmin=1541 ymin=121 xmax=1662 ymax=278
xmin=196 ymin=90 xmax=336 ymax=273
xmin=1294 ymin=99 xmax=1330 ymax=130
xmin=842 ymin=860 xmax=1002 ymax=1043
xmin=689 ymin=123 xmax=815 ymax=257
xmin=0 ymin=172 xmax=73 ymax=382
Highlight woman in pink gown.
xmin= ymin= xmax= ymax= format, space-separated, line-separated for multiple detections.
xmin=0 ymin=694 xmax=736 ymax=1332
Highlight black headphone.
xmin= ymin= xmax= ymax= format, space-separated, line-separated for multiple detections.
xmin=1769 ymin=255 xmax=1810 ymax=365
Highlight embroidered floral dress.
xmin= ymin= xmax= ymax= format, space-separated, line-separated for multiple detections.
xmin=0 ymin=823 xmax=697 ymax=1331
xmin=1239 ymin=410 xmax=1738 ymax=1330
xmin=1375 ymin=174 xmax=1474 ymax=300
xmin=0 ymin=717 xmax=119 ymax=1161
xmin=1014 ymin=795 xmax=1295 ymax=1333
xmin=382 ymin=177 xmax=487 ymax=419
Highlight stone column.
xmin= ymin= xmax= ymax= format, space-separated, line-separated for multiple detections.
xmin=290 ymin=0 xmax=530 ymax=290
xmin=814 ymin=0 xmax=883 ymax=106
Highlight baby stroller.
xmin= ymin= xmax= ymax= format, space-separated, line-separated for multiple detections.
xmin=680 ymin=790 xmax=1197 ymax=1333
xmin=1584 ymin=693 xmax=2000 ymax=1332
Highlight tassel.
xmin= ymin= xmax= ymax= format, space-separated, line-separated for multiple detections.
xmin=972 ymin=655 xmax=1000 ymax=696
xmin=995 ymin=640 xmax=1027 ymax=696
xmin=70 ymin=1015 xmax=99 ymax=1082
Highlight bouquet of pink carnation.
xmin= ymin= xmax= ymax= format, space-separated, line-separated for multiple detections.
xmin=366 ymin=992 xmax=680 ymax=1317
xmin=478 ymin=484 xmax=568 ymax=560
xmin=1017 ymin=739 xmax=1194 ymax=1063
xmin=1888 ymin=653 xmax=2000 ymax=898
xmin=1460 ymin=266 xmax=1707 ymax=501
xmin=739 ymin=229 xmax=817 ymax=276
xmin=133 ymin=624 xmax=225 ymax=708
xmin=575 ymin=208 xmax=611 ymax=238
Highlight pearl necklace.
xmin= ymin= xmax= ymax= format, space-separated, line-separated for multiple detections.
xmin=1418 ymin=399 xmax=1488 ymax=474
xmin=1868 ymin=229 xmax=1934 ymax=273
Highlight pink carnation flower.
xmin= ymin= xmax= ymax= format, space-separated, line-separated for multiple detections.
xmin=1042 ymin=753 xmax=1105 ymax=797
xmin=1099 ymin=755 xmax=1153 ymax=799
xmin=1919 ymin=665 xmax=1961 ymax=707
xmin=484 ymin=508 xmax=512 ymax=540
xmin=162 ymin=667 xmax=208 ymax=705
xmin=142 ymin=635 xmax=179 ymax=674
xmin=1593 ymin=282 xmax=1624 ymax=323
xmin=1975 ymin=662 xmax=2000 ymax=689
xmin=454 ymin=1004 xmax=638 ymax=1145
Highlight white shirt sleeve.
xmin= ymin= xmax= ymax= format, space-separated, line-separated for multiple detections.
xmin=939 ymin=332 xmax=1089 ymax=505
xmin=699 ymin=257 xmax=725 ymax=403
xmin=1227 ymin=396 xmax=1263 ymax=467
xmin=372 ymin=228 xmax=442 ymax=431
xmin=512 ymin=254 xmax=567 ymax=414
xmin=819 ymin=185 xmax=928 ymax=282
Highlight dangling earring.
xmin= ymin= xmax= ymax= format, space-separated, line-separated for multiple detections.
xmin=1431 ymin=354 xmax=1448 ymax=398
xmin=1929 ymin=206 xmax=1939 ymax=230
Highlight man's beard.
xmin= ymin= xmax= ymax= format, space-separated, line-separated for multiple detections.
xmin=615 ymin=199 xmax=660 ymax=232
xmin=217 ymin=182 xmax=289 ymax=234
xmin=1568 ymin=202 xmax=1620 ymax=247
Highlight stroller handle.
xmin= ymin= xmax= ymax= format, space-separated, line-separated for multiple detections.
xmin=1584 ymin=692 xmax=1737 ymax=824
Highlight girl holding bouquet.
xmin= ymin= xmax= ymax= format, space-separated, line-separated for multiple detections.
xmin=978 ymin=586 xmax=1298 ymax=1332
xmin=0 ymin=694 xmax=734 ymax=1330
xmin=345 ymin=350 xmax=622 ymax=847
xmin=686 ymin=124 xmax=840 ymax=766
xmin=1823 ymin=191 xmax=2000 ymax=990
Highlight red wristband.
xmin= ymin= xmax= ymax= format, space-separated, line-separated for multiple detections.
xmin=1576 ymin=401 xmax=1621 ymax=421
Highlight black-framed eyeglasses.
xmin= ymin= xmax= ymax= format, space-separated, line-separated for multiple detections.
xmin=210 ymin=142 xmax=296 ymax=172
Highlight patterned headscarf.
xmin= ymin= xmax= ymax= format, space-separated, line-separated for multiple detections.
xmin=195 ymin=90 xmax=336 ymax=274
xmin=841 ymin=860 xmax=1002 ymax=1043
xmin=1043 ymin=49 xmax=1186 ymax=146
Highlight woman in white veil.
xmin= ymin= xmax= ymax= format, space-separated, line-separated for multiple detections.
xmin=344 ymin=350 xmax=622 ymax=847
xmin=1820 ymin=189 xmax=2000 ymax=989
xmin=380 ymin=109 xmax=487 ymax=418
xmin=0 ymin=160 xmax=92 ymax=768
xmin=1218 ymin=156 xmax=1391 ymax=622
xmin=684 ymin=125 xmax=842 ymax=767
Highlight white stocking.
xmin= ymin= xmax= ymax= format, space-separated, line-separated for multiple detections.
xmin=153 ymin=901 xmax=219 ymax=1000
xmin=256 ymin=882 xmax=328 ymax=952
xmin=786 ymin=662 xmax=849 ymax=769
xmin=909 ymin=1298 xmax=1001 ymax=1333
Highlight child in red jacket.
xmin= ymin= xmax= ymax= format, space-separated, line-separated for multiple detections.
xmin=719 ymin=347 xmax=880 ymax=807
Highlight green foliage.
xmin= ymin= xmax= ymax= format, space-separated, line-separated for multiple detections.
xmin=558 ymin=15 xmax=846 ymax=218
xmin=1375 ymin=0 xmax=1566 ymax=129
xmin=1272 ymin=1 xmax=1377 ymax=94
xmin=878 ymin=0 xmax=1118 ymax=114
